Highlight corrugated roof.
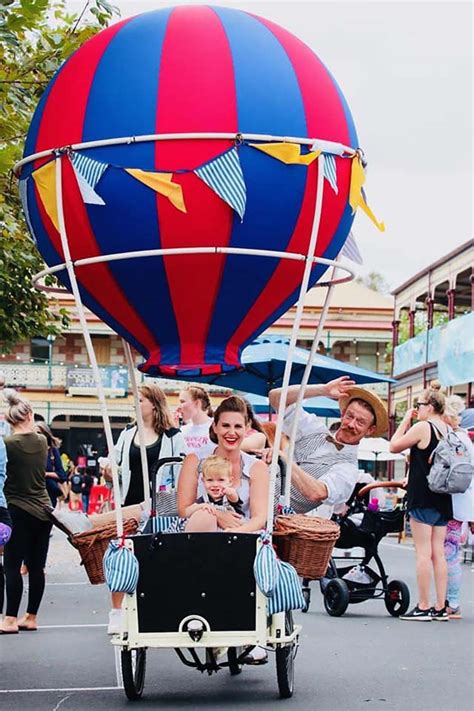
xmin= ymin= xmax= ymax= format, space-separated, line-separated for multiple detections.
xmin=302 ymin=280 xmax=393 ymax=309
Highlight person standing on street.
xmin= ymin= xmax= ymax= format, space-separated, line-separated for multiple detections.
xmin=1 ymin=390 xmax=52 ymax=633
xmin=390 ymin=381 xmax=451 ymax=621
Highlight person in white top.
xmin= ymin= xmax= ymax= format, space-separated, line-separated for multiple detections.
xmin=177 ymin=386 xmax=213 ymax=453
xmin=178 ymin=396 xmax=269 ymax=533
xmin=442 ymin=395 xmax=474 ymax=619
xmin=268 ymin=376 xmax=388 ymax=511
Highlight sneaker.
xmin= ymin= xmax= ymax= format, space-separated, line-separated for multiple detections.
xmin=447 ymin=606 xmax=461 ymax=619
xmin=107 ymin=608 xmax=123 ymax=635
xmin=431 ymin=606 xmax=449 ymax=621
xmin=242 ymin=646 xmax=268 ymax=665
xmin=399 ymin=605 xmax=433 ymax=621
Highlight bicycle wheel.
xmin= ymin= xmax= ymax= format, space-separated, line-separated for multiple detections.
xmin=276 ymin=611 xmax=297 ymax=699
xmin=121 ymin=647 xmax=146 ymax=700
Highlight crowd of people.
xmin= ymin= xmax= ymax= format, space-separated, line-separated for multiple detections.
xmin=0 ymin=376 xmax=472 ymax=637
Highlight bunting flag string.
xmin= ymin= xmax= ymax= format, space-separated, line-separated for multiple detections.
xmin=194 ymin=147 xmax=246 ymax=220
xmin=18 ymin=177 xmax=37 ymax=242
xmin=323 ymin=153 xmax=338 ymax=194
xmin=31 ymin=160 xmax=60 ymax=232
xmin=341 ymin=231 xmax=363 ymax=264
xmin=70 ymin=153 xmax=107 ymax=205
xmin=249 ymin=141 xmax=321 ymax=165
xmin=349 ymin=155 xmax=385 ymax=232
xmin=125 ymin=169 xmax=187 ymax=213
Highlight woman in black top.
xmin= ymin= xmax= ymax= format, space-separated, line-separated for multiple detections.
xmin=390 ymin=381 xmax=451 ymax=621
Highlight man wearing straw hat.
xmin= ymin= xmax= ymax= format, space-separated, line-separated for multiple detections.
xmin=269 ymin=376 xmax=388 ymax=512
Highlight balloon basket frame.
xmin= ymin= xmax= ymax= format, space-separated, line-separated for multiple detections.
xmin=19 ymin=133 xmax=357 ymax=535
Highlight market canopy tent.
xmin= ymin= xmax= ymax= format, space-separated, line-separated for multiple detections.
xmin=172 ymin=336 xmax=394 ymax=396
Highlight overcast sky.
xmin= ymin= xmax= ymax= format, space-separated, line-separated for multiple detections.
xmin=67 ymin=0 xmax=473 ymax=291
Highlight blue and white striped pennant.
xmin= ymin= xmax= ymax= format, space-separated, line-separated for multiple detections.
xmin=323 ymin=153 xmax=338 ymax=194
xmin=71 ymin=152 xmax=107 ymax=205
xmin=194 ymin=148 xmax=246 ymax=220
xmin=18 ymin=177 xmax=37 ymax=243
xmin=341 ymin=231 xmax=363 ymax=265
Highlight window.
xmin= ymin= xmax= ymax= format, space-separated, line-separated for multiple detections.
xmin=30 ymin=337 xmax=50 ymax=364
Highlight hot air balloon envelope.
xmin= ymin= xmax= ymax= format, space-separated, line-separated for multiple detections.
xmin=21 ymin=5 xmax=358 ymax=375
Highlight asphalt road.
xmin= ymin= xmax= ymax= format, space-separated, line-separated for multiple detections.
xmin=1 ymin=530 xmax=473 ymax=711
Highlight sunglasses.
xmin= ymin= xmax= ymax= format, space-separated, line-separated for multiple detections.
xmin=415 ymin=401 xmax=429 ymax=409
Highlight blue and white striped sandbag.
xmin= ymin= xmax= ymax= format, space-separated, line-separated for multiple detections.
xmin=254 ymin=532 xmax=280 ymax=597
xmin=268 ymin=561 xmax=305 ymax=615
xmin=103 ymin=540 xmax=139 ymax=594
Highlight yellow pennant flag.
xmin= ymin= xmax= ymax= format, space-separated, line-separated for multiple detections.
xmin=250 ymin=142 xmax=321 ymax=165
xmin=126 ymin=169 xmax=187 ymax=213
xmin=32 ymin=160 xmax=60 ymax=232
xmin=349 ymin=156 xmax=385 ymax=232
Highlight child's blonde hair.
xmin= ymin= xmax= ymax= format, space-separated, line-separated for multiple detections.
xmin=202 ymin=455 xmax=232 ymax=480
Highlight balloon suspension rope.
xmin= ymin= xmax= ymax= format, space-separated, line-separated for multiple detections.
xmin=266 ymin=152 xmax=326 ymax=532
xmin=54 ymin=153 xmax=123 ymax=537
xmin=284 ymin=261 xmax=339 ymax=499
xmin=122 ymin=340 xmax=151 ymax=513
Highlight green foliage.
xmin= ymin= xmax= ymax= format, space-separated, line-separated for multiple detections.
xmin=0 ymin=0 xmax=118 ymax=351
xmin=356 ymin=271 xmax=391 ymax=295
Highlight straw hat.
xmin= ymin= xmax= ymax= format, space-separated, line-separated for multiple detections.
xmin=339 ymin=387 xmax=388 ymax=437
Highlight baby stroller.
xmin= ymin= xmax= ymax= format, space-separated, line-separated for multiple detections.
xmin=302 ymin=481 xmax=410 ymax=617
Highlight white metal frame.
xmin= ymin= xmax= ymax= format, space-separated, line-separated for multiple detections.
xmin=24 ymin=132 xmax=355 ymax=646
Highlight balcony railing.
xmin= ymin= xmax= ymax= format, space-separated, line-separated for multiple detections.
xmin=393 ymin=311 xmax=474 ymax=385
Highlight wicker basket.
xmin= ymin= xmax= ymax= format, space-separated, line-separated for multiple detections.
xmin=70 ymin=517 xmax=139 ymax=585
xmin=273 ymin=514 xmax=340 ymax=580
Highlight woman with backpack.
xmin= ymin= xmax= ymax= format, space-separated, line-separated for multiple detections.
xmin=390 ymin=381 xmax=451 ymax=621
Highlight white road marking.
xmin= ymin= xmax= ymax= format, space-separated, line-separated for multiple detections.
xmin=36 ymin=623 xmax=107 ymax=629
xmin=0 ymin=687 xmax=121 ymax=694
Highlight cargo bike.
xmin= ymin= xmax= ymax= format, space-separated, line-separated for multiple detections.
xmin=111 ymin=456 xmax=301 ymax=700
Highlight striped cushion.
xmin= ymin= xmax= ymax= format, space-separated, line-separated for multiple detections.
xmin=268 ymin=561 xmax=305 ymax=615
xmin=103 ymin=540 xmax=139 ymax=594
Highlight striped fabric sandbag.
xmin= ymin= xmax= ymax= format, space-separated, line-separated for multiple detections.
xmin=268 ymin=561 xmax=305 ymax=615
xmin=254 ymin=532 xmax=280 ymax=597
xmin=103 ymin=539 xmax=139 ymax=594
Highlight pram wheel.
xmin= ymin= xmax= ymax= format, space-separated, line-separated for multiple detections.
xmin=384 ymin=579 xmax=410 ymax=617
xmin=323 ymin=578 xmax=350 ymax=617
xmin=121 ymin=647 xmax=146 ymax=700
xmin=228 ymin=647 xmax=242 ymax=675
xmin=301 ymin=585 xmax=311 ymax=613
xmin=276 ymin=611 xmax=296 ymax=698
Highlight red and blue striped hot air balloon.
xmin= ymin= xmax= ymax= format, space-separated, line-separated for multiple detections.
xmin=21 ymin=5 xmax=358 ymax=376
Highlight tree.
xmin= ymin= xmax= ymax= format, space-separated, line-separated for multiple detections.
xmin=0 ymin=0 xmax=118 ymax=351
xmin=356 ymin=271 xmax=391 ymax=294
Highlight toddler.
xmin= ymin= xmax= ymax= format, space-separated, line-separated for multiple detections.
xmin=185 ymin=455 xmax=243 ymax=531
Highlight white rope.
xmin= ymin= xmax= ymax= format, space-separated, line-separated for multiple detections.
xmin=122 ymin=339 xmax=151 ymax=513
xmin=54 ymin=154 xmax=123 ymax=537
xmin=265 ymin=152 xmax=327 ymax=529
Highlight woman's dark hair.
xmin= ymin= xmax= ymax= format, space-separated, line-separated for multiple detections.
xmin=209 ymin=396 xmax=249 ymax=444
xmin=242 ymin=398 xmax=264 ymax=434
xmin=184 ymin=385 xmax=213 ymax=417
xmin=35 ymin=420 xmax=60 ymax=449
